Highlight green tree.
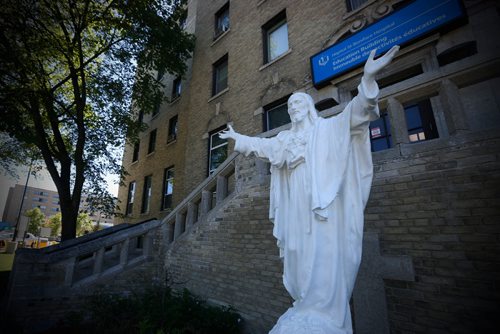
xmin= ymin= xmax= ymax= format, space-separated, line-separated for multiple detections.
xmin=76 ymin=212 xmax=93 ymax=236
xmin=25 ymin=208 xmax=46 ymax=235
xmin=46 ymin=213 xmax=62 ymax=237
xmin=0 ymin=0 xmax=194 ymax=241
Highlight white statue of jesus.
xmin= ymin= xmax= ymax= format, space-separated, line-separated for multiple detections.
xmin=220 ymin=46 xmax=400 ymax=334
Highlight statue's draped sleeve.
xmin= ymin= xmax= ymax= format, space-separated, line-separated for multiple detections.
xmin=310 ymin=77 xmax=380 ymax=219
xmin=233 ymin=133 xmax=289 ymax=255
xmin=234 ymin=134 xmax=287 ymax=168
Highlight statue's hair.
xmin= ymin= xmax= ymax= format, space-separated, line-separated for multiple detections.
xmin=288 ymin=92 xmax=319 ymax=124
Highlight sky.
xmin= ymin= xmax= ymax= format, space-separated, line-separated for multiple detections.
xmin=0 ymin=164 xmax=120 ymax=219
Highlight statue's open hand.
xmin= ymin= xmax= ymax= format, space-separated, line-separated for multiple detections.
xmin=364 ymin=45 xmax=400 ymax=81
xmin=219 ymin=124 xmax=238 ymax=140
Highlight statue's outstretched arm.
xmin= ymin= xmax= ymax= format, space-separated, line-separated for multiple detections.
xmin=362 ymin=45 xmax=400 ymax=91
xmin=219 ymin=124 xmax=240 ymax=141
xmin=350 ymin=46 xmax=400 ymax=132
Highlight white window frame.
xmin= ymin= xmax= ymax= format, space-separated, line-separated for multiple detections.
xmin=161 ymin=167 xmax=175 ymax=210
xmin=208 ymin=128 xmax=228 ymax=174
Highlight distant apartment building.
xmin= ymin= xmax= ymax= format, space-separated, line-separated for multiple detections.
xmin=2 ymin=184 xmax=113 ymax=226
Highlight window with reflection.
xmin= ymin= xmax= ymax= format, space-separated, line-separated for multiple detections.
xmin=126 ymin=181 xmax=136 ymax=215
xmin=172 ymin=77 xmax=181 ymax=100
xmin=404 ymin=99 xmax=439 ymax=143
xmin=263 ymin=10 xmax=288 ymax=63
xmin=369 ymin=111 xmax=392 ymax=152
xmin=161 ymin=167 xmax=174 ymax=210
xmin=264 ymin=95 xmax=291 ymax=131
xmin=168 ymin=115 xmax=178 ymax=143
xmin=208 ymin=127 xmax=228 ymax=174
xmin=215 ymin=2 xmax=229 ymax=38
xmin=212 ymin=54 xmax=228 ymax=95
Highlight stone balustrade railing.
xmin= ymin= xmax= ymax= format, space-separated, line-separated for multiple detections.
xmin=8 ymin=218 xmax=161 ymax=294
xmin=6 ymin=152 xmax=241 ymax=308
xmin=161 ymin=151 xmax=239 ymax=245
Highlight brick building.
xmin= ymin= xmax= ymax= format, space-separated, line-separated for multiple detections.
xmin=117 ymin=0 xmax=500 ymax=224
xmin=112 ymin=0 xmax=500 ymax=331
xmin=2 ymin=184 xmax=113 ymax=228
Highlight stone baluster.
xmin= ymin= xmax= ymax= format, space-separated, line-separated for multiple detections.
xmin=120 ymin=238 xmax=130 ymax=267
xmin=64 ymin=257 xmax=76 ymax=286
xmin=216 ymin=175 xmax=228 ymax=205
xmin=439 ymin=78 xmax=468 ymax=135
xmin=174 ymin=212 xmax=185 ymax=240
xmin=93 ymin=248 xmax=105 ymax=275
xmin=167 ymin=221 xmax=175 ymax=243
xmin=186 ymin=202 xmax=198 ymax=229
xmin=387 ymin=97 xmax=409 ymax=145
xmin=142 ymin=232 xmax=153 ymax=257
xmin=200 ymin=190 xmax=212 ymax=215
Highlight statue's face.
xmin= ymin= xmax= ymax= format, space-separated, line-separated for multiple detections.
xmin=288 ymin=95 xmax=309 ymax=123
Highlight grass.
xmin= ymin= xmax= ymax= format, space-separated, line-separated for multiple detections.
xmin=0 ymin=253 xmax=15 ymax=271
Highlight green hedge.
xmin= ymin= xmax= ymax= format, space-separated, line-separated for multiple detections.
xmin=63 ymin=287 xmax=242 ymax=334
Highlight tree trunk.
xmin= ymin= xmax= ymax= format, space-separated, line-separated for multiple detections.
xmin=60 ymin=199 xmax=78 ymax=241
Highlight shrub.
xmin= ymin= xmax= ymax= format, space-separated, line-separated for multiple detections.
xmin=74 ymin=286 xmax=241 ymax=334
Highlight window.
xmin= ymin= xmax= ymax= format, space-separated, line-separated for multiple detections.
xmin=161 ymin=167 xmax=174 ymax=210
xmin=208 ymin=127 xmax=228 ymax=174
xmin=263 ymin=96 xmax=291 ymax=131
xmin=346 ymin=0 xmax=368 ymax=12
xmin=148 ymin=129 xmax=157 ymax=154
xmin=34 ymin=191 xmax=48 ymax=196
xmin=315 ymin=98 xmax=338 ymax=111
xmin=51 ymin=207 xmax=59 ymax=212
xmin=132 ymin=141 xmax=140 ymax=162
xmin=404 ymin=99 xmax=439 ymax=143
xmin=168 ymin=115 xmax=178 ymax=143
xmin=263 ymin=10 xmax=288 ymax=64
xmin=378 ymin=65 xmax=424 ymax=89
xmin=141 ymin=176 xmax=152 ymax=214
xmin=214 ymin=2 xmax=229 ymax=38
xmin=437 ymin=41 xmax=477 ymax=67
xmin=172 ymin=77 xmax=181 ymax=100
xmin=126 ymin=181 xmax=135 ymax=215
xmin=370 ymin=111 xmax=393 ymax=152
xmin=212 ymin=54 xmax=228 ymax=96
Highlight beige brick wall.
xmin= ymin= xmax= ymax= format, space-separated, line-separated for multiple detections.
xmin=117 ymin=0 xmax=356 ymax=223
xmin=181 ymin=0 xmax=346 ymax=193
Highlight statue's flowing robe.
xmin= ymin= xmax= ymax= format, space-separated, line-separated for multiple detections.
xmin=234 ymin=80 xmax=379 ymax=334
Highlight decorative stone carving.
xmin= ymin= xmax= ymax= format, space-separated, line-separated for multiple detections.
xmin=372 ymin=3 xmax=392 ymax=20
xmin=350 ymin=17 xmax=366 ymax=32
xmin=221 ymin=46 xmax=400 ymax=333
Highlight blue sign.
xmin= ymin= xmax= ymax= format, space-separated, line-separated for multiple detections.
xmin=310 ymin=0 xmax=466 ymax=86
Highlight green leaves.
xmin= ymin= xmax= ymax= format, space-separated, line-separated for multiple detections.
xmin=0 ymin=0 xmax=194 ymax=240
xmin=25 ymin=208 xmax=45 ymax=235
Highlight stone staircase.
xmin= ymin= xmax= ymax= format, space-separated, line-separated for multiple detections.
xmin=2 ymin=151 xmax=263 ymax=332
